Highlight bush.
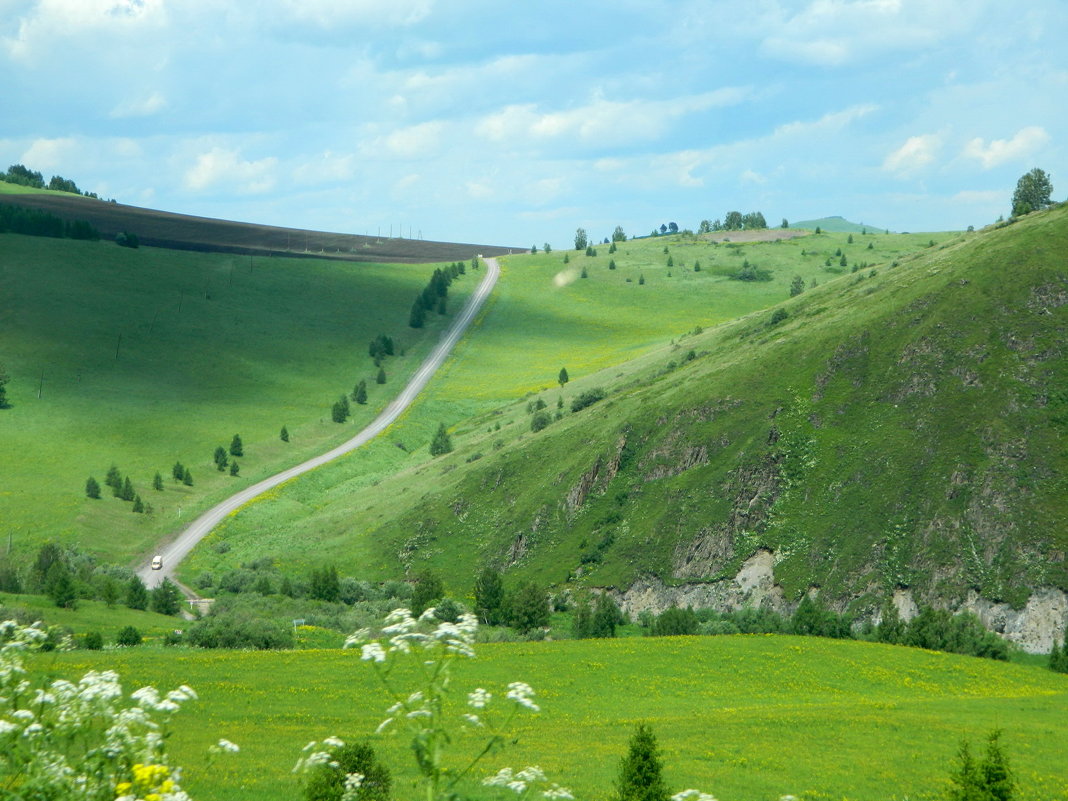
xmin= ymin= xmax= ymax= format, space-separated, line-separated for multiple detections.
xmin=82 ymin=630 xmax=104 ymax=650
xmin=185 ymin=611 xmax=293 ymax=649
xmin=570 ymin=388 xmax=606 ymax=413
xmin=768 ymin=308 xmax=789 ymax=326
xmin=651 ymin=606 xmax=699 ymax=636
xmin=116 ymin=626 xmax=142 ymax=647
xmin=303 ymin=740 xmax=392 ymax=801
xmin=530 ymin=411 xmax=551 ymax=432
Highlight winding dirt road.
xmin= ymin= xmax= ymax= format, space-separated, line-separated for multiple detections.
xmin=139 ymin=257 xmax=501 ymax=590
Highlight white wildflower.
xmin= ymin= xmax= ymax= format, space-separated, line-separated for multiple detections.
xmin=506 ymin=682 xmax=540 ymax=712
xmin=461 ymin=713 xmax=483 ymax=727
xmin=361 ymin=643 xmax=387 ymax=663
xmin=468 ymin=688 xmax=492 ymax=709
xmin=323 ymin=736 xmax=345 ymax=748
xmin=672 ymin=791 xmax=717 ymax=801
xmin=340 ymin=772 xmax=365 ymax=801
xmin=543 ymin=785 xmax=575 ymax=800
xmin=216 ymin=738 xmax=240 ymax=753
xmin=517 ymin=766 xmax=546 ymax=783
xmin=343 ymin=628 xmax=371 ymax=649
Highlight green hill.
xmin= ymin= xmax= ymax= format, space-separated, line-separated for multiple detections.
xmin=185 ymin=208 xmax=1068 ymax=645
xmin=0 ymin=233 xmax=478 ymax=563
xmin=792 ymin=215 xmax=886 ymax=233
xmin=45 ymin=635 xmax=1068 ymax=801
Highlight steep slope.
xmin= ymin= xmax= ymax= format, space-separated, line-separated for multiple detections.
xmin=337 ymin=207 xmax=1067 ymax=643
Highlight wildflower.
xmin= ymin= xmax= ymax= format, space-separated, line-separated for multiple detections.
xmin=506 ymin=682 xmax=540 ymax=712
xmin=672 ymin=791 xmax=718 ymax=801
xmin=361 ymin=643 xmax=387 ymax=663
xmin=468 ymin=688 xmax=492 ymax=708
xmin=216 ymin=738 xmax=240 ymax=753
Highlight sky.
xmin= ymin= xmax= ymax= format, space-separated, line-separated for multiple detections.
xmin=1 ymin=0 xmax=1066 ymax=248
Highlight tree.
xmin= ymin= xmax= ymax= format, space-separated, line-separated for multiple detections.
xmin=697 ymin=220 xmax=712 ymax=234
xmin=182 ymin=467 xmax=194 ymax=486
xmin=572 ymin=600 xmax=593 ymax=638
xmin=126 ymin=575 xmax=149 ymax=610
xmin=280 ymin=425 xmax=290 ymax=442
xmin=214 ymin=445 xmax=229 ymax=471
xmin=303 ymin=740 xmax=392 ymax=801
xmin=116 ymin=625 xmax=142 ymax=646
xmin=106 ymin=464 xmax=123 ymax=494
xmin=409 ymin=297 xmax=426 ymax=328
xmin=230 ymin=434 xmax=243 ymax=457
xmin=150 ymin=578 xmax=183 ymax=616
xmin=947 ymin=730 xmax=1014 ymax=801
xmin=507 ymin=581 xmax=550 ymax=633
xmin=152 ymin=471 xmax=164 ymax=491
xmin=591 ymin=593 xmax=622 ymax=638
xmin=723 ymin=211 xmax=743 ymax=230
xmin=612 ymin=723 xmax=671 ymax=801
xmin=353 ymin=379 xmax=368 ymax=404
xmin=46 ymin=562 xmax=77 ymax=609
xmin=411 ymin=569 xmax=444 ymax=615
xmin=790 ymin=275 xmax=806 ymax=297
xmin=429 ymin=422 xmax=452 ymax=456
xmin=171 ymin=460 xmax=184 ymax=481
xmin=85 ymin=476 xmax=101 ymax=499
xmin=574 ymin=227 xmax=588 ymax=250
xmin=132 ymin=494 xmax=144 ymax=513
xmin=0 ymin=363 xmax=9 ymax=408
xmin=612 ymin=225 xmax=627 ymax=242
xmin=543 ymin=242 xmax=552 ymax=253
xmin=558 ymin=367 xmax=569 ymax=387
xmin=309 ymin=566 xmax=341 ymax=602
xmin=652 ymin=606 xmax=698 ymax=636
xmin=229 ymin=461 xmax=239 ymax=476
xmin=530 ymin=244 xmax=538 ymax=254
xmin=376 ymin=367 xmax=387 ymax=385
xmin=781 ymin=218 xmax=789 ymax=228
xmin=120 ymin=476 xmax=135 ymax=501
xmin=1049 ymin=623 xmax=1068 ymax=673
xmin=473 ymin=565 xmax=506 ymax=625
xmin=667 ymin=222 xmax=678 ymax=234
xmin=1012 ymin=167 xmax=1053 ymax=216
xmin=741 ymin=211 xmax=766 ymax=230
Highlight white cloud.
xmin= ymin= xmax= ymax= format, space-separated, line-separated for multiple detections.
xmin=278 ymin=0 xmax=434 ymax=28
xmin=385 ymin=121 xmax=444 ymax=158
xmin=110 ymin=91 xmax=167 ymax=118
xmin=962 ymin=126 xmax=1050 ymax=169
xmin=883 ymin=134 xmax=941 ymax=176
xmin=952 ymin=189 xmax=1001 ymax=203
xmin=773 ymin=104 xmax=878 ymax=138
xmin=760 ymin=0 xmax=969 ymax=67
xmin=4 ymin=0 xmax=167 ymax=61
xmin=183 ymin=147 xmax=277 ymax=195
xmin=21 ymin=137 xmax=77 ymax=170
xmin=741 ymin=169 xmax=768 ymax=185
xmin=475 ymin=88 xmax=750 ymax=148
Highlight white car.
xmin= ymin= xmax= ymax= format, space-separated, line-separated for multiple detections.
xmin=150 ymin=555 xmax=163 ymax=570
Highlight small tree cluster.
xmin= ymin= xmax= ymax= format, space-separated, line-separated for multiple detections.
xmin=428 ymin=422 xmax=452 ymax=456
xmin=368 ymin=334 xmax=395 ymax=365
xmin=573 ymin=593 xmax=624 ymax=638
xmin=1048 ymin=624 xmax=1068 ymax=673
xmin=410 ymin=264 xmax=460 ymax=328
xmin=947 ymin=730 xmax=1014 ymax=801
xmin=332 ymin=394 xmax=350 ymax=423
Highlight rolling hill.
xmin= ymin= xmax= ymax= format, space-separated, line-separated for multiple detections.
xmin=185 ymin=208 xmax=1068 ymax=651
xmin=792 ymin=215 xmax=887 ymax=233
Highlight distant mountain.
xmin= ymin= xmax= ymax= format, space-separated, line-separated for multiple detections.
xmin=792 ymin=216 xmax=887 ymax=233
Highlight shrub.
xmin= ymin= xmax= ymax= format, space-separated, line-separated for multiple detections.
xmin=185 ymin=611 xmax=293 ymax=649
xmin=530 ymin=411 xmax=551 ymax=432
xmin=651 ymin=607 xmax=698 ymax=636
xmin=116 ymin=625 xmax=142 ymax=646
xmin=570 ymin=388 xmax=606 ymax=413
xmin=612 ymin=723 xmax=670 ymax=801
xmin=768 ymin=308 xmax=789 ymax=326
xmin=82 ymin=630 xmax=104 ymax=650
xmin=303 ymin=741 xmax=392 ymax=801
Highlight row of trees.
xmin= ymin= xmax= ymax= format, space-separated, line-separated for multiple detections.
xmin=699 ymin=211 xmax=767 ymax=232
xmin=0 ymin=203 xmax=100 ymax=240
xmin=2 ymin=163 xmax=102 ymax=198
xmin=409 ymin=262 xmax=464 ymax=328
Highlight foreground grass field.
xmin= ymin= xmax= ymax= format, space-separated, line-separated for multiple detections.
xmin=0 ymin=233 xmax=474 ymax=562
xmin=40 ymin=635 xmax=1068 ymax=801
xmin=184 ymin=227 xmax=946 ymax=582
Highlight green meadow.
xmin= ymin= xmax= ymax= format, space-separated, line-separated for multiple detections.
xmin=0 ymin=233 xmax=473 ymax=563
xmin=40 ymin=635 xmax=1068 ymax=801
xmin=180 ymin=227 xmax=953 ymax=584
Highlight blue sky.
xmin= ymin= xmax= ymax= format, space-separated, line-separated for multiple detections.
xmin=1 ymin=0 xmax=1065 ymax=247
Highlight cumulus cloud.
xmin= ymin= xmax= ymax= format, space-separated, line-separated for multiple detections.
xmin=21 ymin=137 xmax=78 ymax=170
xmin=3 ymin=0 xmax=166 ymax=60
xmin=184 ymin=147 xmax=277 ymax=194
xmin=279 ymin=0 xmax=434 ymax=27
xmin=883 ymin=134 xmax=941 ymax=176
xmin=962 ymin=126 xmax=1050 ymax=169
xmin=385 ymin=121 xmax=444 ymax=158
xmin=292 ymin=151 xmax=356 ymax=185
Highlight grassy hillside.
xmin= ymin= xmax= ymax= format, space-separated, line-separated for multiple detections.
xmin=0 ymin=591 xmax=181 ymax=639
xmin=179 ymin=227 xmax=944 ymax=582
xmin=41 ymin=635 xmax=1068 ymax=801
xmin=182 ymin=208 xmax=1068 ymax=617
xmin=0 ymin=233 xmax=475 ymax=563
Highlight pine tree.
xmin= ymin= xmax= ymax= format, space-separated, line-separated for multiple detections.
xmin=106 ymin=464 xmax=122 ymax=492
xmin=376 ymin=367 xmax=386 ymax=385
xmin=609 ymin=259 xmax=616 ymax=270
xmin=572 ymin=599 xmax=593 ymax=638
xmin=437 ymin=296 xmax=446 ymax=315
xmin=126 ymin=575 xmax=149 ymax=610
xmin=132 ymin=494 xmax=144 ymax=513
xmin=280 ymin=425 xmax=289 ymax=442
xmin=121 ymin=476 xmax=135 ymax=501
xmin=46 ymin=562 xmax=77 ymax=609
xmin=85 ymin=476 xmax=101 ymax=499
xmin=229 ymin=461 xmax=239 ymax=476
xmin=229 ymin=434 xmax=243 ymax=457
xmin=172 ymin=461 xmax=184 ymax=481
xmin=411 ymin=569 xmax=444 ymax=615
xmin=409 ymin=297 xmax=426 ymax=328
xmin=150 ymin=578 xmax=183 ymax=616
xmin=473 ymin=566 xmax=505 ymax=625
xmin=591 ymin=593 xmax=622 ymax=638
xmin=182 ymin=467 xmax=193 ymax=486
xmin=558 ymin=367 xmax=569 ymax=386
xmin=152 ymin=471 xmax=163 ymax=491
xmin=429 ymin=422 xmax=452 ymax=456
xmin=214 ymin=445 xmax=228 ymax=471
xmin=353 ymin=379 xmax=368 ymax=404
xmin=612 ymin=723 xmax=671 ymax=801
xmin=638 ymin=274 xmax=645 ymax=285
xmin=332 ymin=395 xmax=350 ymax=423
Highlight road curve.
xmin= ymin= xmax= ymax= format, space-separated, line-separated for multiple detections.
xmin=139 ymin=256 xmax=501 ymax=590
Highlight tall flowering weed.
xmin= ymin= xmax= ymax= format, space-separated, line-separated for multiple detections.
xmin=0 ymin=619 xmax=234 ymax=801
xmin=299 ymin=607 xmax=568 ymax=801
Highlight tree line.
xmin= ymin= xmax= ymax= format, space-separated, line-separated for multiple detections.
xmin=0 ymin=203 xmax=100 ymax=240
xmin=2 ymin=163 xmax=102 ymax=198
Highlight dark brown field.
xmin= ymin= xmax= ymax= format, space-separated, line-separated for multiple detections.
xmin=1 ymin=192 xmax=520 ymax=263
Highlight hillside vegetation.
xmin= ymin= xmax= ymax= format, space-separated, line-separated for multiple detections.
xmin=185 ymin=208 xmax=1068 ymax=623
xmin=43 ymin=635 xmax=1068 ymax=801
xmin=0 ymin=233 xmax=476 ymax=562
